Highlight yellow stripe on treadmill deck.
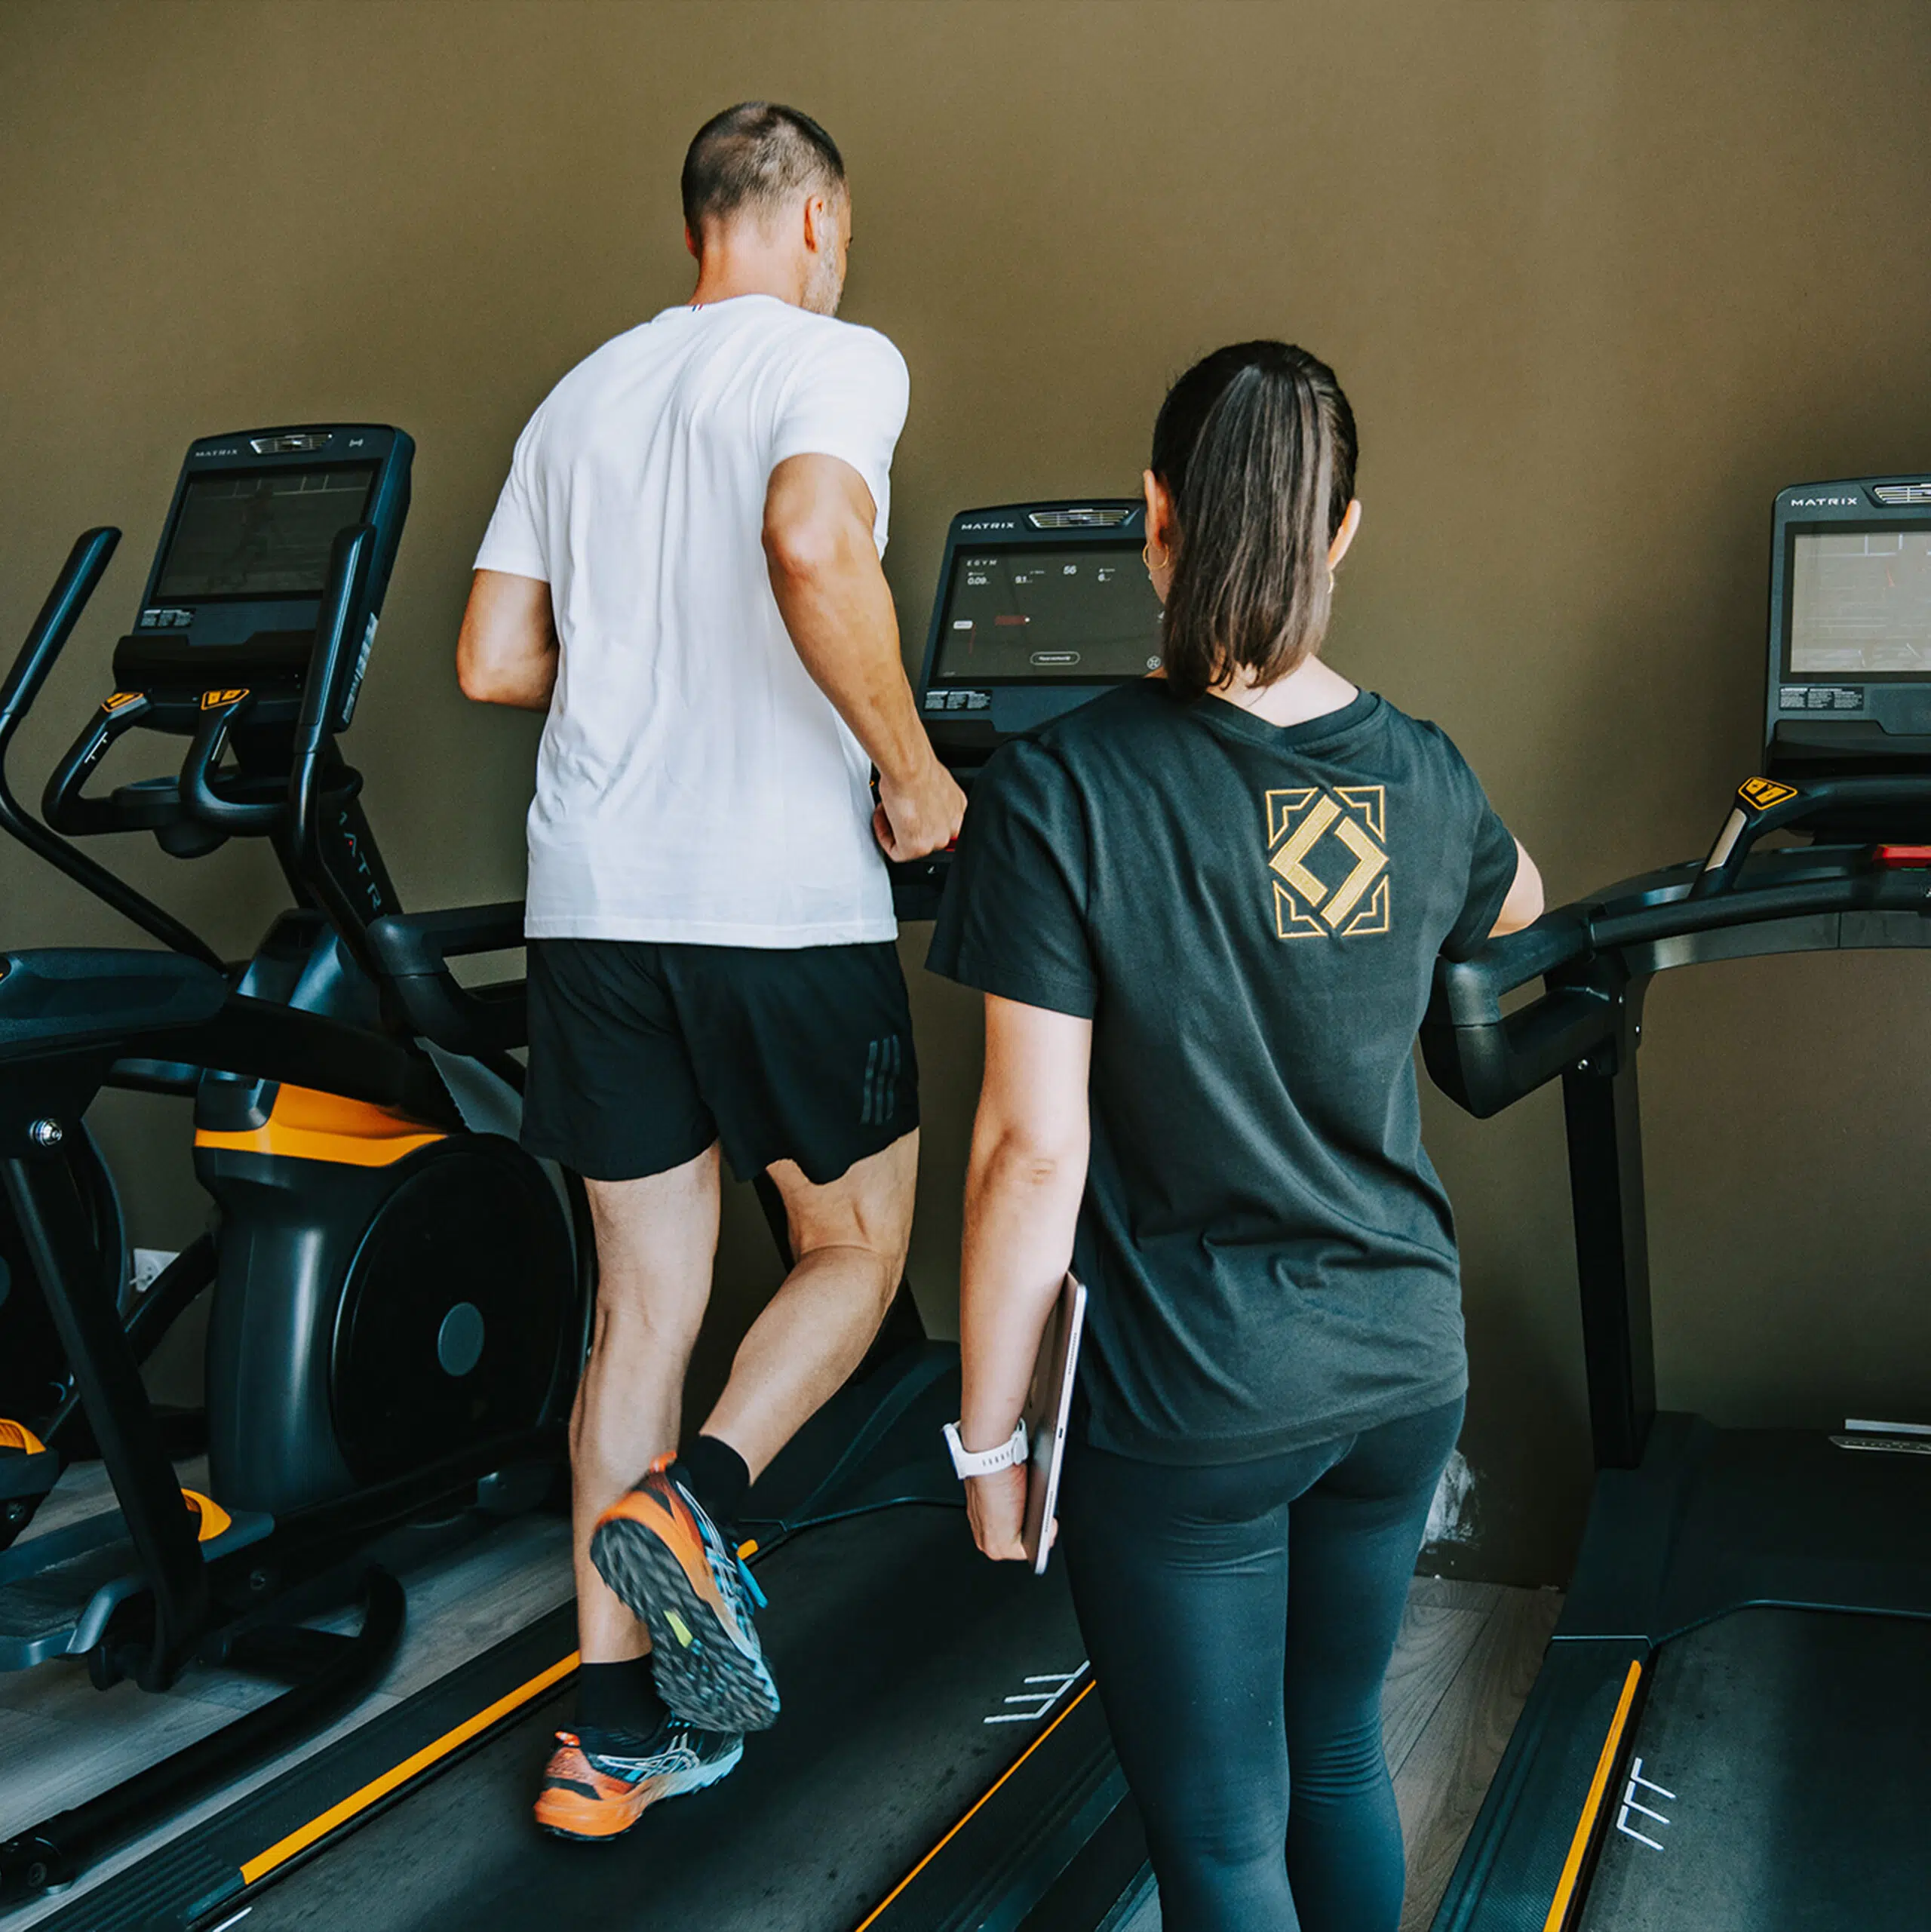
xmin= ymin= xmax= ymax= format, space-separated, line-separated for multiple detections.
xmin=1542 ymin=1660 xmax=1644 ymax=1932
xmin=852 ymin=1679 xmax=1097 ymax=1931
xmin=238 ymin=1650 xmax=581 ymax=1884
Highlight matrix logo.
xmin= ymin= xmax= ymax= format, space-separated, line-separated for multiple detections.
xmin=1786 ymin=496 xmax=1861 ymax=508
xmin=958 ymin=519 xmax=1016 ymax=533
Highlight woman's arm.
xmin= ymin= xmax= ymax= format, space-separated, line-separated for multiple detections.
xmin=959 ymin=992 xmax=1094 ymax=1560
xmin=1489 ymin=840 xmax=1545 ymax=937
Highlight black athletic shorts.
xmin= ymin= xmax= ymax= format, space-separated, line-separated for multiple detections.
xmin=521 ymin=938 xmax=918 ymax=1186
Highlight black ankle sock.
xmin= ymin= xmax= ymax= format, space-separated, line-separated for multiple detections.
xmin=672 ymin=1434 xmax=751 ymax=1528
xmin=576 ymin=1657 xmax=667 ymax=1739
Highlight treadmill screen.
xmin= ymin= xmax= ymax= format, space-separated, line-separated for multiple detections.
xmin=1789 ymin=527 xmax=1931 ymax=674
xmin=935 ymin=543 xmax=1164 ymax=682
xmin=154 ymin=464 xmax=378 ymax=600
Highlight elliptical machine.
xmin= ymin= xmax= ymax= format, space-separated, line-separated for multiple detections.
xmin=0 ymin=427 xmax=590 ymax=1895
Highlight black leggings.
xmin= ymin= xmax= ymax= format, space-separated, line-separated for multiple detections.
xmin=1058 ymin=1396 xmax=1466 ymax=1932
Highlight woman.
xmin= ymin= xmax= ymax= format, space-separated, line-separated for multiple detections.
xmin=926 ymin=341 xmax=1543 ymax=1932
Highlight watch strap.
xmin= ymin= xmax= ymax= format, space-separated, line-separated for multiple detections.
xmin=943 ymin=1418 xmax=1028 ymax=1479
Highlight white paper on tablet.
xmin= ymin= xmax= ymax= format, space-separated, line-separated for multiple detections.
xmin=1022 ymin=1272 xmax=1088 ymax=1575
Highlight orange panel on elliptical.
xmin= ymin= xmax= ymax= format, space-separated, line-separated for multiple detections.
xmin=195 ymin=1084 xmax=447 ymax=1168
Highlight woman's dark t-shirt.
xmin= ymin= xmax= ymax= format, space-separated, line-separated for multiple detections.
xmin=926 ymin=681 xmax=1519 ymax=1466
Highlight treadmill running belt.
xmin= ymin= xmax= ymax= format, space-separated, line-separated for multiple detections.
xmin=233 ymin=1505 xmax=1090 ymax=1930
xmin=1578 ymin=1606 xmax=1931 ymax=1930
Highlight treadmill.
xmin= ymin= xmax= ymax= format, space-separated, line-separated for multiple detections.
xmin=1421 ymin=475 xmax=1931 ymax=1930
xmin=40 ymin=501 xmax=1168 ymax=1932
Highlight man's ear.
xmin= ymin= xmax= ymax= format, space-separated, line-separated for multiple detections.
xmin=800 ymin=192 xmax=827 ymax=253
xmin=684 ymin=223 xmax=700 ymax=262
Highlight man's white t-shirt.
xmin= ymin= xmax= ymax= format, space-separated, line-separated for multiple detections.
xmin=475 ymin=294 xmax=910 ymax=947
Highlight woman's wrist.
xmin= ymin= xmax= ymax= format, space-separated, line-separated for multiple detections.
xmin=958 ymin=1410 xmax=1023 ymax=1456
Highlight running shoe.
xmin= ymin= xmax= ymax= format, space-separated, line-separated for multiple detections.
xmin=533 ymin=1721 xmax=742 ymax=1841
xmin=590 ymin=1454 xmax=781 ymax=1732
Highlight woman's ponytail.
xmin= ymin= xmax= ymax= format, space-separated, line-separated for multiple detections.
xmin=1151 ymin=342 xmax=1357 ymax=702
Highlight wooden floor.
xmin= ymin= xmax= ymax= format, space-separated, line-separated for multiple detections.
xmin=0 ymin=1464 xmax=576 ymax=1932
xmin=0 ymin=1474 xmax=1556 ymax=1932
xmin=1115 ymin=1574 xmax=1561 ymax=1932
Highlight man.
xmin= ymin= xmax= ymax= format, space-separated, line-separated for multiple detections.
xmin=457 ymin=100 xmax=962 ymax=1841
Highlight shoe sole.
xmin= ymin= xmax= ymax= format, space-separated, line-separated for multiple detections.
xmin=591 ymin=1516 xmax=781 ymax=1733
xmin=535 ymin=1737 xmax=744 ymax=1842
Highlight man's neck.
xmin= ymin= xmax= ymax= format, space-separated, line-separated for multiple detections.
xmin=688 ymin=243 xmax=804 ymax=310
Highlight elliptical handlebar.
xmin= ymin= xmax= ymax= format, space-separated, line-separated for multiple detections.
xmin=288 ymin=523 xmax=376 ymax=843
xmin=278 ymin=524 xmax=394 ymax=991
xmin=0 ymin=528 xmax=121 ymax=740
xmin=179 ymin=690 xmax=278 ymax=830
xmin=367 ymin=901 xmax=533 ymax=1053
xmin=0 ymin=530 xmax=223 ymax=968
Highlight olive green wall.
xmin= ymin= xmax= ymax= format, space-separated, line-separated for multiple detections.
xmin=5 ymin=0 xmax=1930 ymax=1581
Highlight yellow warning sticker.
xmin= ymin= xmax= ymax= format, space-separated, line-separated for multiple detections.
xmin=200 ymin=686 xmax=250 ymax=711
xmin=1739 ymin=776 xmax=1797 ymax=812
xmin=101 ymin=690 xmax=143 ymax=712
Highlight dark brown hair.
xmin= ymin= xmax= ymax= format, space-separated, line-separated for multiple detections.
xmin=1150 ymin=341 xmax=1358 ymax=702
xmin=681 ymin=102 xmax=846 ymax=234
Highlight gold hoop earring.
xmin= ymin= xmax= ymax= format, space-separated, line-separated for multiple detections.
xmin=1143 ymin=542 xmax=1170 ymax=574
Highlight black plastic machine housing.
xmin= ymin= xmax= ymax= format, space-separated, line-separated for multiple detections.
xmin=894 ymin=498 xmax=1164 ymax=916
xmin=115 ymin=424 xmax=412 ymax=715
xmin=1764 ymin=471 xmax=1931 ymax=781
xmin=1420 ymin=474 xmax=1931 ymax=1930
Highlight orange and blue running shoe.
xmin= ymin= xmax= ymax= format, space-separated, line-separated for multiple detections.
xmin=533 ymin=1720 xmax=742 ymax=1842
xmin=590 ymin=1454 xmax=780 ymax=1733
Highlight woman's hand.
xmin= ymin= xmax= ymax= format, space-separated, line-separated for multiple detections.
xmin=966 ymin=1464 xmax=1030 ymax=1561
xmin=957 ymin=995 xmax=1091 ymax=1565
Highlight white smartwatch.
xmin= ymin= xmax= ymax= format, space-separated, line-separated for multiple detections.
xmin=943 ymin=1419 xmax=1028 ymax=1479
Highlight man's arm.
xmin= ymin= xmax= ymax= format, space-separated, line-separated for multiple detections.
xmin=763 ymin=453 xmax=964 ymax=861
xmin=957 ymin=993 xmax=1092 ymax=1562
xmin=456 ymin=570 xmax=557 ymax=711
xmin=1490 ymin=840 xmax=1546 ymax=937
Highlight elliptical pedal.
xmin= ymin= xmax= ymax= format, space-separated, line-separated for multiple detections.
xmin=0 ymin=1491 xmax=272 ymax=1670
xmin=0 ymin=1420 xmax=60 ymax=1548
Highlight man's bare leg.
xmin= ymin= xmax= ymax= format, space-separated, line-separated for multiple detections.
xmin=572 ymin=1144 xmax=721 ymax=1663
xmin=701 ymin=1128 xmax=919 ymax=1480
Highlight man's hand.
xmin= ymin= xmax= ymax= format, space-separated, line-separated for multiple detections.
xmin=874 ymin=758 xmax=965 ymax=862
xmin=965 ymin=1463 xmax=1030 ymax=1562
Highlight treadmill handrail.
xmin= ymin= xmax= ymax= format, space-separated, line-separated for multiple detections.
xmin=1691 ymin=772 xmax=1931 ymax=898
xmin=1425 ymin=853 xmax=1931 ymax=1117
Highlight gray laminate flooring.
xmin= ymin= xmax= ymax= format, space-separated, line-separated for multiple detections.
xmin=0 ymin=1469 xmax=1555 ymax=1932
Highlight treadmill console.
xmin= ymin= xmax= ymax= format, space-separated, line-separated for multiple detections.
xmin=1765 ymin=474 xmax=1931 ymax=780
xmin=894 ymin=499 xmax=1165 ymax=916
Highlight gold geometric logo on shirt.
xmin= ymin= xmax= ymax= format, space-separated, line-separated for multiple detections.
xmin=1265 ymin=786 xmax=1390 ymax=939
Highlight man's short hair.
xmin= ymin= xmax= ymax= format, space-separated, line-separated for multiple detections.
xmin=681 ymin=102 xmax=846 ymax=235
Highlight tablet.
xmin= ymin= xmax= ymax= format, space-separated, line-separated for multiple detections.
xmin=1021 ymin=1272 xmax=1088 ymax=1574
